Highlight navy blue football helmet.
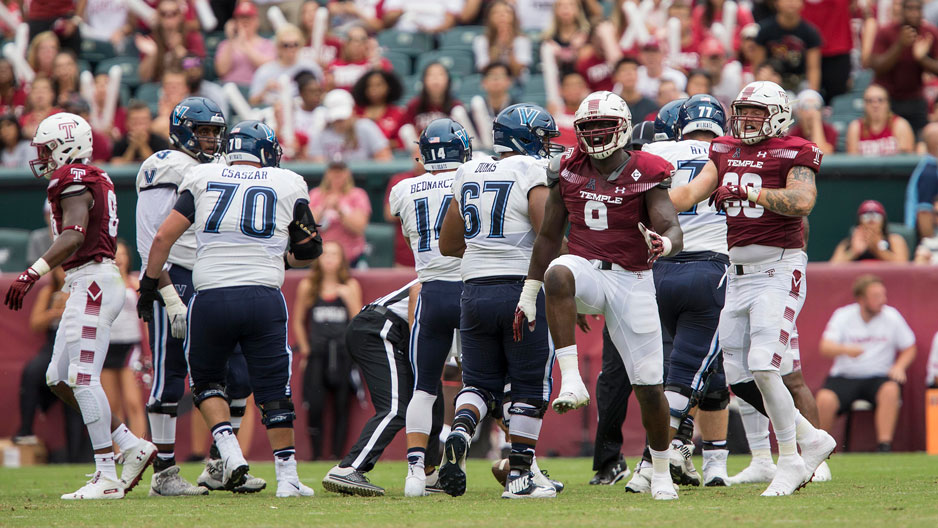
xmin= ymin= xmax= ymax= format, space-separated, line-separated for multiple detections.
xmin=226 ymin=120 xmax=282 ymax=167
xmin=677 ymin=94 xmax=726 ymax=139
xmin=493 ymin=103 xmax=562 ymax=159
xmin=653 ymin=98 xmax=687 ymax=142
xmin=170 ymin=96 xmax=226 ymax=163
xmin=419 ymin=118 xmax=472 ymax=171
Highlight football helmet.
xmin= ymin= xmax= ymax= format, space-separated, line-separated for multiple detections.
xmin=419 ymin=118 xmax=472 ymax=171
xmin=170 ymin=96 xmax=227 ymax=163
xmin=677 ymin=94 xmax=726 ymax=139
xmin=573 ymin=91 xmax=632 ymax=159
xmin=729 ymin=81 xmax=793 ymax=145
xmin=653 ymin=98 xmax=686 ymax=142
xmin=30 ymin=112 xmax=93 ymax=179
xmin=227 ymin=120 xmax=282 ymax=167
xmin=493 ymin=103 xmax=562 ymax=159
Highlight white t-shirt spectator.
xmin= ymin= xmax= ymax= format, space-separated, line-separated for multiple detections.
xmin=250 ymin=61 xmax=324 ymax=106
xmin=927 ymin=332 xmax=938 ymax=387
xmin=472 ymin=35 xmax=532 ymax=72
xmin=822 ymin=303 xmax=916 ymax=379
xmin=306 ymin=118 xmax=389 ymax=161
xmin=81 ymin=0 xmax=129 ymax=42
xmin=515 ymin=0 xmax=556 ymax=32
xmin=637 ymin=66 xmax=687 ymax=100
xmin=385 ymin=0 xmax=463 ymax=33
xmin=0 ymin=140 xmax=34 ymax=168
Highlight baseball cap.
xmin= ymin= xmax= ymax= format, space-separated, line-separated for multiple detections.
xmin=795 ymin=89 xmax=824 ymax=111
xmin=233 ymin=1 xmax=258 ymax=18
xmin=641 ymin=37 xmax=661 ymax=51
xmin=323 ymin=89 xmax=354 ymax=122
xmin=857 ymin=200 xmax=887 ymax=218
xmin=699 ymin=38 xmax=725 ymax=58
xmin=741 ymin=23 xmax=759 ymax=40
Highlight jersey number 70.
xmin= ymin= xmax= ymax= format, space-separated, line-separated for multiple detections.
xmin=203 ymin=182 xmax=277 ymax=238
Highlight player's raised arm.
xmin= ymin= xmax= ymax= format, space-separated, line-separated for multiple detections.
xmin=669 ymin=160 xmax=718 ymax=212
xmin=439 ymin=197 xmax=467 ymax=258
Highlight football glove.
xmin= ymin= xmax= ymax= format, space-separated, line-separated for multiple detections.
xmin=707 ymin=184 xmax=760 ymax=212
xmin=4 ymin=267 xmax=42 ymax=311
xmin=638 ymin=222 xmax=673 ymax=264
xmin=512 ymin=279 xmax=542 ymax=341
xmin=136 ymin=275 xmax=163 ymax=322
xmin=160 ymin=285 xmax=188 ymax=339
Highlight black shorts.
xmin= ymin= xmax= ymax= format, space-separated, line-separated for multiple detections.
xmin=823 ymin=376 xmax=895 ymax=414
xmin=104 ymin=343 xmax=135 ymax=369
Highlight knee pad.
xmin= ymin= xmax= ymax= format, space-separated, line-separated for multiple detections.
xmin=192 ymin=383 xmax=229 ymax=408
xmin=455 ymin=386 xmax=497 ymax=415
xmin=731 ymin=381 xmax=767 ymax=417
xmin=73 ymin=385 xmax=104 ymax=425
xmin=260 ymin=398 xmax=296 ymax=429
xmin=146 ymin=401 xmax=179 ymax=417
xmin=699 ymin=388 xmax=730 ymax=411
xmin=229 ymin=397 xmax=247 ymax=429
xmin=664 ymin=384 xmax=694 ymax=421
xmin=406 ymin=390 xmax=437 ymax=435
xmin=507 ymin=398 xmax=548 ymax=419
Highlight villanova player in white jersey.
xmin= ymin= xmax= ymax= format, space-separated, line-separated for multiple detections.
xmin=437 ymin=104 xmax=561 ymax=499
xmin=134 ymin=97 xmax=261 ymax=495
xmin=388 ymin=118 xmax=469 ymax=497
xmin=140 ymin=121 xmax=322 ymax=498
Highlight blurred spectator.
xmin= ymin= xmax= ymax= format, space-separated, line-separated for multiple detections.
xmin=831 ymin=200 xmax=910 ymax=263
xmin=549 ymin=70 xmax=589 ymax=148
xmin=151 ymin=68 xmax=190 ymax=139
xmin=26 ymin=199 xmax=52 ymax=263
xmin=255 ymin=0 xmax=306 ymax=34
xmin=698 ymin=38 xmax=743 ymax=110
xmin=250 ymin=24 xmax=323 ymax=107
xmin=327 ymin=0 xmax=385 ymax=33
xmin=307 ymin=89 xmax=391 ymax=162
xmin=0 ymin=114 xmax=33 ymax=168
xmin=692 ymin=0 xmax=755 ymax=54
xmin=540 ymin=0 xmax=590 ymax=75
xmin=113 ymin=100 xmax=172 ymax=164
xmin=816 ymin=275 xmax=916 ymax=453
xmin=788 ymin=89 xmax=836 ymax=154
xmin=399 ymin=62 xmax=463 ymax=135
xmin=182 ymin=55 xmax=229 ymax=119
xmin=870 ymin=0 xmax=938 ymax=135
xmin=79 ymin=0 xmax=133 ymax=54
xmin=637 ymin=38 xmax=687 ymax=100
xmin=575 ymin=26 xmax=619 ymax=92
xmin=300 ymin=0 xmax=343 ymax=65
xmin=914 ymin=197 xmax=938 ymax=264
xmin=293 ymin=240 xmax=362 ymax=460
xmin=308 ymin=160 xmax=372 ymax=265
xmin=351 ymin=69 xmax=405 ymax=147
xmin=383 ymin=0 xmax=458 ymax=34
xmin=137 ymin=0 xmax=206 ymax=83
xmin=20 ymin=77 xmax=60 ymax=139
xmin=685 ymin=69 xmax=713 ymax=97
xmin=26 ymin=0 xmax=80 ymax=56
xmin=102 ymin=240 xmax=146 ymax=438
xmin=667 ymin=1 xmax=700 ymax=72
xmin=801 ymin=0 xmax=851 ymax=101
xmin=478 ymin=62 xmax=516 ymax=122
xmin=515 ymin=0 xmax=561 ymax=33
xmin=327 ymin=25 xmax=391 ymax=91
xmin=738 ymin=22 xmax=762 ymax=80
xmin=474 ymin=0 xmax=532 ymax=76
xmin=754 ymin=58 xmax=786 ymax=88
xmin=655 ymin=79 xmax=683 ymax=120
xmin=612 ymin=57 xmax=657 ymax=124
xmin=846 ymin=84 xmax=915 ymax=156
xmin=27 ymin=31 xmax=59 ymax=79
xmin=51 ymin=51 xmax=81 ymax=107
xmin=929 ymin=331 xmax=938 ymax=388
xmin=292 ymin=71 xmax=325 ymax=154
xmin=384 ymin=166 xmax=420 ymax=267
xmin=62 ymin=97 xmax=111 ymax=162
xmin=90 ymin=73 xmax=128 ymax=140
xmin=860 ymin=0 xmax=893 ymax=70
xmin=754 ymin=0 xmax=821 ymax=92
xmin=0 ymin=1 xmax=22 ymax=41
xmin=214 ymin=1 xmax=276 ymax=87
xmin=0 ymin=59 xmax=27 ymax=116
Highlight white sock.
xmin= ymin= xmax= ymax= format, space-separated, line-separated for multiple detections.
xmin=752 ymin=370 xmax=797 ymax=454
xmin=702 ymin=448 xmax=727 ymax=464
xmin=649 ymin=447 xmax=670 ymax=476
xmin=751 ymin=448 xmax=773 ymax=462
xmin=795 ymin=412 xmax=820 ymax=445
xmin=211 ymin=423 xmax=242 ymax=461
xmin=95 ymin=452 xmax=118 ymax=480
xmin=739 ymin=399 xmax=772 ymax=452
xmin=111 ymin=423 xmax=140 ymax=452
xmin=555 ymin=346 xmax=582 ymax=380
xmin=274 ymin=453 xmax=297 ymax=482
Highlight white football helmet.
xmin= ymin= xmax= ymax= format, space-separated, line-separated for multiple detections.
xmin=573 ymin=91 xmax=632 ymax=159
xmin=30 ymin=112 xmax=93 ymax=179
xmin=729 ymin=81 xmax=793 ymax=145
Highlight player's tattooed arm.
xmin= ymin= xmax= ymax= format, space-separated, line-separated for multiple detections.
xmin=646 ymin=186 xmax=684 ymax=255
xmin=669 ymin=160 xmax=718 ymax=211
xmin=39 ymin=191 xmax=92 ymax=269
xmin=439 ymin=198 xmax=467 ymax=258
xmin=757 ymin=165 xmax=818 ymax=217
xmin=526 ymin=184 xmax=569 ymax=282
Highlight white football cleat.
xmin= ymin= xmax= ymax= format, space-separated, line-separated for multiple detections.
xmin=727 ymin=456 xmax=776 ymax=485
xmin=62 ymin=472 xmax=125 ymax=500
xmin=761 ymin=454 xmax=808 ymax=497
xmin=404 ymin=463 xmax=427 ymax=497
xmin=149 ymin=466 xmax=208 ymax=496
xmin=702 ymin=449 xmax=730 ymax=487
xmin=119 ymin=439 xmax=157 ymax=492
xmin=222 ymin=453 xmax=250 ymax=491
xmin=501 ymin=471 xmax=557 ymax=499
xmin=197 ymin=459 xmax=225 ymax=490
xmin=800 ymin=429 xmax=836 ymax=481
xmin=812 ymin=461 xmax=832 ymax=482
xmin=276 ymin=479 xmax=315 ymax=497
xmin=651 ymin=471 xmax=679 ymax=500
xmin=625 ymin=464 xmax=651 ymax=493
xmin=551 ymin=377 xmax=590 ymax=414
xmin=669 ymin=443 xmax=701 ymax=486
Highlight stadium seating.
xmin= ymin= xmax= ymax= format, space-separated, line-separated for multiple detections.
xmin=96 ymin=57 xmax=142 ymax=89
xmin=135 ymin=83 xmax=161 ymax=115
xmin=415 ymin=50 xmax=475 ymax=78
xmin=377 ymin=30 xmax=433 ymax=58
xmin=383 ymin=50 xmax=413 ymax=77
xmin=79 ymin=39 xmax=115 ymax=64
xmin=438 ymin=25 xmax=484 ymax=50
xmin=0 ymin=228 xmax=31 ymax=273
xmin=364 ymin=223 xmax=396 ymax=268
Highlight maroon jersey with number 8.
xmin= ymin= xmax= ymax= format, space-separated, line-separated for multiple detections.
xmin=708 ymin=135 xmax=822 ymax=250
xmin=558 ymin=148 xmax=673 ymax=271
xmin=46 ymin=163 xmax=118 ymax=271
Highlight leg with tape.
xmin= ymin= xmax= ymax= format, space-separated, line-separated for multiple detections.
xmin=502 ymin=399 xmax=556 ymax=499
xmin=438 ymin=386 xmax=496 ymax=497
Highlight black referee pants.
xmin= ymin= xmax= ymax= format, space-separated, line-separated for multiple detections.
xmin=340 ymin=309 xmax=444 ymax=472
xmin=593 ymin=327 xmax=632 ymax=471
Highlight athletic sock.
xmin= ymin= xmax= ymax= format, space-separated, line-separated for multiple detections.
xmin=154 ymin=451 xmax=176 ymax=472
xmin=407 ymin=447 xmax=426 ymax=470
xmin=555 ymin=346 xmax=582 ymax=381
xmin=273 ymin=446 xmax=297 ymax=481
xmin=794 ymin=412 xmax=820 ymax=445
xmin=452 ymin=409 xmax=479 ymax=437
xmin=649 ymin=447 xmax=670 ymax=476
xmin=210 ymin=422 xmax=241 ymax=461
xmin=95 ymin=452 xmax=118 ymax=480
xmin=111 ymin=423 xmax=139 ymax=452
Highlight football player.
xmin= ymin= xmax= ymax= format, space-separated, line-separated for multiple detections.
xmin=515 ymin=91 xmax=684 ymax=500
xmin=140 ymin=121 xmax=321 ymax=497
xmin=134 ymin=97 xmax=263 ymax=496
xmin=388 ymin=118 xmax=470 ymax=497
xmin=653 ymin=98 xmax=687 ymax=142
xmin=436 ymin=103 xmax=562 ymax=499
xmin=669 ymin=81 xmax=836 ymax=496
xmin=5 ymin=113 xmax=156 ymax=499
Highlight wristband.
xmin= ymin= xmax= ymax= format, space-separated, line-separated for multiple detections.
xmin=746 ymin=187 xmax=762 ymax=203
xmin=159 ymin=285 xmax=184 ymax=308
xmin=31 ymin=257 xmax=51 ymax=277
xmin=520 ymin=279 xmax=543 ymax=303
xmin=660 ymin=236 xmax=673 ymax=257
xmin=63 ymin=224 xmax=86 ymax=234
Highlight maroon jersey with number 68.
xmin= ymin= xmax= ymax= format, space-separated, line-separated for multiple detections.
xmin=709 ymin=135 xmax=822 ymax=250
xmin=558 ymin=148 xmax=674 ymax=271
xmin=46 ymin=163 xmax=118 ymax=271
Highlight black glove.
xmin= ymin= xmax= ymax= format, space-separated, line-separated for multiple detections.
xmin=137 ymin=275 xmax=164 ymax=322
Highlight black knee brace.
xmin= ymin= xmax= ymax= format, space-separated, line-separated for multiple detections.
xmin=229 ymin=403 xmax=247 ymax=418
xmin=192 ymin=383 xmax=228 ymax=408
xmin=260 ymin=399 xmax=296 ymax=429
xmin=146 ymin=401 xmax=179 ymax=417
xmin=699 ymin=388 xmax=730 ymax=411
xmin=665 ymin=384 xmax=696 ymax=420
xmin=455 ymin=386 xmax=498 ymax=414
xmin=731 ymin=381 xmax=767 ymax=417
xmin=507 ymin=398 xmax=549 ymax=419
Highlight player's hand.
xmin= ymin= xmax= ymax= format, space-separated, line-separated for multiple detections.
xmin=160 ymin=285 xmax=188 ymax=339
xmin=4 ymin=267 xmax=41 ymax=311
xmin=136 ymin=275 xmax=164 ymax=322
xmin=887 ymin=364 xmax=907 ymax=384
xmin=638 ymin=222 xmax=672 ymax=264
xmin=707 ymin=184 xmax=750 ymax=212
xmin=576 ymin=314 xmax=595 ymax=333
xmin=512 ymin=279 xmax=543 ymax=342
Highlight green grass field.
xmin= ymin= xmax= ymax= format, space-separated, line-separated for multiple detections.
xmin=1 ymin=454 xmax=936 ymax=527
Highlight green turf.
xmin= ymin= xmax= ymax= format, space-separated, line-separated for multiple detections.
xmin=1 ymin=454 xmax=937 ymax=527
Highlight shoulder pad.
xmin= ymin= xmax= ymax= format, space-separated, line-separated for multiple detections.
xmin=656 ymin=176 xmax=672 ymax=190
xmin=546 ymin=154 xmax=562 ymax=187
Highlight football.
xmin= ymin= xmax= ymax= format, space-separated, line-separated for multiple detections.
xmin=491 ymin=458 xmax=510 ymax=486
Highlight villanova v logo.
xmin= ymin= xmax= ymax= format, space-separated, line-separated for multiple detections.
xmin=518 ymin=107 xmax=540 ymax=126
xmin=144 ymin=169 xmax=156 ymax=184
xmin=454 ymin=129 xmax=470 ymax=149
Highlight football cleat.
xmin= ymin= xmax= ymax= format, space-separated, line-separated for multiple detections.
xmin=651 ymin=471 xmax=679 ymax=500
xmin=197 ymin=459 xmax=225 ymax=490
xmin=625 ymin=464 xmax=651 ymax=493
xmin=323 ymin=465 xmax=385 ymax=497
xmin=234 ymin=474 xmax=266 ymax=494
xmin=534 ymin=468 xmax=564 ymax=494
xmin=670 ymin=443 xmax=701 ymax=486
xmin=702 ymin=449 xmax=730 ymax=487
xmin=276 ymin=479 xmax=315 ymax=497
xmin=119 ymin=439 xmax=157 ymax=492
xmin=222 ymin=454 xmax=250 ymax=491
xmin=799 ymin=430 xmax=836 ymax=483
xmin=727 ymin=456 xmax=776 ymax=485
xmin=551 ymin=378 xmax=590 ymax=414
xmin=761 ymin=454 xmax=808 ymax=497
xmin=425 ymin=467 xmax=445 ymax=494
xmin=590 ymin=454 xmax=630 ymax=485
xmin=812 ymin=460 xmax=832 ymax=482
xmin=438 ymin=429 xmax=471 ymax=497
xmin=404 ymin=463 xmax=427 ymax=497
xmin=501 ymin=471 xmax=557 ymax=499
xmin=61 ymin=472 xmax=125 ymax=500
xmin=149 ymin=465 xmax=208 ymax=496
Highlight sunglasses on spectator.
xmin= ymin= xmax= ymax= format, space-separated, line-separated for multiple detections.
xmin=859 ymin=212 xmax=884 ymax=222
xmin=864 ymin=96 xmax=886 ymax=103
xmin=279 ymin=42 xmax=301 ymax=48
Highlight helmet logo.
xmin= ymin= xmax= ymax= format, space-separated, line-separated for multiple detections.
xmin=518 ymin=107 xmax=540 ymax=126
xmin=454 ymin=129 xmax=470 ymax=148
xmin=172 ymin=105 xmax=189 ymax=126
xmin=259 ymin=123 xmax=276 ymax=142
xmin=58 ymin=121 xmax=77 ymax=140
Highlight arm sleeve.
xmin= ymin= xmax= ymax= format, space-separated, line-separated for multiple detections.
xmin=821 ymin=310 xmax=844 ymax=343
xmin=135 ymin=186 xmax=178 ymax=272
xmin=172 ymin=190 xmax=196 ymax=223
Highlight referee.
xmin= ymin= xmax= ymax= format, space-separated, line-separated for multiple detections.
xmin=322 ymin=280 xmax=444 ymax=496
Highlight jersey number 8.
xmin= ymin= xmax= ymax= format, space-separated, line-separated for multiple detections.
xmin=721 ymin=172 xmax=764 ymax=218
